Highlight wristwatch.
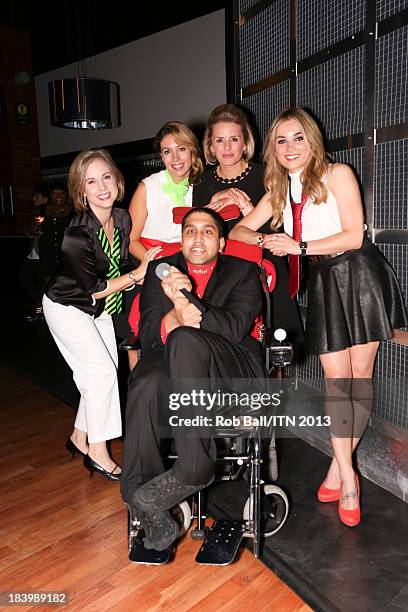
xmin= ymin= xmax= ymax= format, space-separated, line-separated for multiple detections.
xmin=299 ymin=241 xmax=308 ymax=256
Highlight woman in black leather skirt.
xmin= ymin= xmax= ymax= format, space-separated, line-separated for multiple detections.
xmin=231 ymin=108 xmax=407 ymax=527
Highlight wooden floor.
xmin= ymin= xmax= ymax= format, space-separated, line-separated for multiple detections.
xmin=0 ymin=366 xmax=310 ymax=612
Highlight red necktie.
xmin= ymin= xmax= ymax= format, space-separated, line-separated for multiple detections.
xmin=288 ymin=193 xmax=308 ymax=298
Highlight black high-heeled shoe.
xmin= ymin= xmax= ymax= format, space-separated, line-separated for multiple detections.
xmin=65 ymin=437 xmax=87 ymax=460
xmin=83 ymin=454 xmax=121 ymax=482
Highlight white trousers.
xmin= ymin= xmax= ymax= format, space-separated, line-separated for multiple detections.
xmin=42 ymin=295 xmax=122 ymax=443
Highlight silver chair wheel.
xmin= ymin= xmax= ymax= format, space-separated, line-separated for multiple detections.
xmin=170 ymin=500 xmax=192 ymax=537
xmin=243 ymin=485 xmax=289 ymax=538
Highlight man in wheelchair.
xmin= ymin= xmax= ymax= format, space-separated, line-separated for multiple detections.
xmin=121 ymin=208 xmax=268 ymax=551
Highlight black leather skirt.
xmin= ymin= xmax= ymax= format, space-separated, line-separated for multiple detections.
xmin=305 ymin=239 xmax=407 ymax=355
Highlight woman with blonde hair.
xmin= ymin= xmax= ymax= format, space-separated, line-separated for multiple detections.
xmin=43 ymin=149 xmax=160 ymax=481
xmin=193 ymin=104 xmax=260 ymax=226
xmin=194 ymin=103 xmax=303 ymax=343
xmin=231 ymin=107 xmax=407 ymax=525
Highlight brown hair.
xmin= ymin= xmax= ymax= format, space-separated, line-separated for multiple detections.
xmin=154 ymin=121 xmax=203 ymax=185
xmin=68 ymin=149 xmax=125 ymax=213
xmin=203 ymin=104 xmax=255 ymax=164
xmin=263 ymin=107 xmax=330 ymax=229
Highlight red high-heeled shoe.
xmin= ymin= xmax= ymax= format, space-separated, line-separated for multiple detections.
xmin=317 ymin=482 xmax=341 ymax=503
xmin=338 ymin=474 xmax=360 ymax=527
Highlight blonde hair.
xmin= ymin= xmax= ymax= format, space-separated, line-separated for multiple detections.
xmin=203 ymin=104 xmax=255 ymax=164
xmin=68 ymin=149 xmax=125 ymax=213
xmin=154 ymin=121 xmax=203 ymax=185
xmin=263 ymin=108 xmax=330 ymax=229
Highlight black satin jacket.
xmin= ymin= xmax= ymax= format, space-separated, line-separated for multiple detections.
xmin=46 ymin=206 xmax=131 ymax=317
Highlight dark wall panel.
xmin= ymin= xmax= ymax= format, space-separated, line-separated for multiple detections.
xmin=239 ymin=0 xmax=260 ymax=12
xmin=297 ymin=47 xmax=365 ymax=139
xmin=374 ymin=139 xmax=408 ymax=229
xmin=244 ymin=80 xmax=291 ymax=144
xmin=375 ymin=25 xmax=408 ymax=128
xmin=297 ymin=0 xmax=366 ymax=61
xmin=333 ymin=147 xmax=365 ymax=184
xmin=377 ymin=0 xmax=408 ymax=21
xmin=240 ymin=1 xmax=290 ymax=88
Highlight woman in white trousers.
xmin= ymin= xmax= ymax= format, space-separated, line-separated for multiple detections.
xmin=43 ymin=149 xmax=160 ymax=481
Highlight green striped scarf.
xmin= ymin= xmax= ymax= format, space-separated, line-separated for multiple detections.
xmin=97 ymin=226 xmax=123 ymax=315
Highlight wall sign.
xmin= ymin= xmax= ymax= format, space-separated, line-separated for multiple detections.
xmin=15 ymin=100 xmax=30 ymax=125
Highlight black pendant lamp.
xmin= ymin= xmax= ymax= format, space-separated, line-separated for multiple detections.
xmin=48 ymin=77 xmax=120 ymax=129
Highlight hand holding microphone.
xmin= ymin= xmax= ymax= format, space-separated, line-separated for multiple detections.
xmin=155 ymin=263 xmax=207 ymax=314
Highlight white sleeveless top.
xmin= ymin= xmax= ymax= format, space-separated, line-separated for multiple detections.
xmin=141 ymin=170 xmax=192 ymax=243
xmin=282 ymin=169 xmax=342 ymax=241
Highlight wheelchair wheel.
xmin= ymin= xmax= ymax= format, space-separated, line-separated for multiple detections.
xmin=171 ymin=500 xmax=192 ymax=537
xmin=243 ymin=484 xmax=289 ymax=538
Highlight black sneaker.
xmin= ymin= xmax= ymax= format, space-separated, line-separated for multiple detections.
xmin=133 ymin=469 xmax=214 ymax=512
xmin=135 ymin=507 xmax=179 ymax=551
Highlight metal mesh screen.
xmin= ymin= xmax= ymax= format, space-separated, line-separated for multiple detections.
xmin=377 ymin=0 xmax=408 ymax=20
xmin=375 ymin=26 xmax=408 ymax=128
xmin=297 ymin=46 xmax=365 ymax=139
xmin=332 ymin=147 xmax=365 ymax=184
xmin=377 ymin=244 xmax=408 ymax=311
xmin=240 ymin=0 xmax=260 ymax=13
xmin=374 ymin=139 xmax=408 ymax=229
xmin=374 ymin=341 xmax=408 ymax=428
xmin=240 ymin=1 xmax=290 ymax=88
xmin=243 ymin=80 xmax=290 ymax=144
xmin=287 ymin=353 xmax=324 ymax=388
xmin=297 ymin=0 xmax=366 ymax=61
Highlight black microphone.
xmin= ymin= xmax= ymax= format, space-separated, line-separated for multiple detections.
xmin=155 ymin=262 xmax=207 ymax=313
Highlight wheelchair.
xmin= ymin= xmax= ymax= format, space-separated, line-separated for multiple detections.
xmin=121 ymin=248 xmax=294 ymax=565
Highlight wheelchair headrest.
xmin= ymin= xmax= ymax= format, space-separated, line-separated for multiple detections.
xmin=173 ymin=205 xmax=240 ymax=224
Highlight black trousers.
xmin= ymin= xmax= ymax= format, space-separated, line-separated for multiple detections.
xmin=120 ymin=327 xmax=265 ymax=504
